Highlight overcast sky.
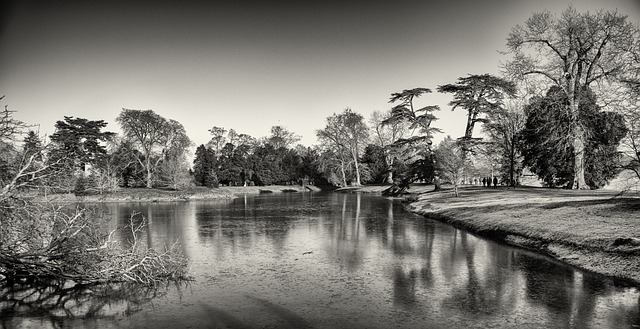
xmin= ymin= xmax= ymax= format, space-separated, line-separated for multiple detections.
xmin=1 ymin=0 xmax=639 ymax=148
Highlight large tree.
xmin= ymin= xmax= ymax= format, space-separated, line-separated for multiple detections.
xmin=266 ymin=125 xmax=300 ymax=150
xmin=316 ymin=108 xmax=368 ymax=186
xmin=369 ymin=110 xmax=411 ymax=183
xmin=618 ymin=77 xmax=640 ymax=181
xmin=382 ymin=88 xmax=441 ymax=191
xmin=116 ymin=109 xmax=189 ymax=188
xmin=521 ymin=87 xmax=627 ymax=188
xmin=193 ymin=144 xmax=218 ymax=187
xmin=505 ymin=6 xmax=640 ymax=189
xmin=207 ymin=126 xmax=227 ymax=156
xmin=437 ymin=74 xmax=516 ymax=152
xmin=483 ymin=99 xmax=527 ymax=187
xmin=49 ymin=116 xmax=114 ymax=172
xmin=434 ymin=136 xmax=467 ymax=197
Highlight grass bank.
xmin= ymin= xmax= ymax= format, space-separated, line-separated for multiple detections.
xmin=335 ymin=183 xmax=436 ymax=194
xmin=406 ymin=186 xmax=640 ymax=284
xmin=221 ymin=185 xmax=322 ymax=194
xmin=31 ymin=187 xmax=235 ymax=203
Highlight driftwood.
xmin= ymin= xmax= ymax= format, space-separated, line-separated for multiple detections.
xmin=0 ymin=204 xmax=189 ymax=286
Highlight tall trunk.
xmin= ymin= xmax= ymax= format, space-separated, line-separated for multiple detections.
xmin=465 ymin=110 xmax=475 ymax=139
xmin=568 ymin=96 xmax=588 ymax=190
xmin=339 ymin=159 xmax=347 ymax=187
xmin=385 ymin=169 xmax=394 ymax=184
xmin=385 ymin=153 xmax=394 ymax=184
xmin=145 ymin=155 xmax=153 ymax=188
xmin=509 ymin=137 xmax=516 ymax=187
xmin=353 ymin=153 xmax=361 ymax=185
xmin=572 ymin=124 xmax=588 ymax=189
xmin=566 ymin=78 xmax=588 ymax=190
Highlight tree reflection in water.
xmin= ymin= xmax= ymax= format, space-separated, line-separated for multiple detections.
xmin=86 ymin=193 xmax=640 ymax=328
xmin=0 ymin=279 xmax=179 ymax=328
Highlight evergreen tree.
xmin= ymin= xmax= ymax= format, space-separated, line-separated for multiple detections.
xmin=521 ymin=87 xmax=627 ymax=188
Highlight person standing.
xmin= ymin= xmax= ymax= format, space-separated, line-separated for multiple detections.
xmin=492 ymin=176 xmax=498 ymax=188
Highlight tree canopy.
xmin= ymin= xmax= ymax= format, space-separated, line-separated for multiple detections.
xmin=116 ymin=109 xmax=190 ymax=188
xmin=437 ymin=74 xmax=516 ymax=152
xmin=521 ymin=87 xmax=627 ymax=188
xmin=505 ymin=6 xmax=640 ymax=189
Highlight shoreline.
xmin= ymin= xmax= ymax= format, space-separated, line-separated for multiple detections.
xmin=404 ymin=186 xmax=640 ymax=285
xmin=25 ymin=185 xmax=323 ymax=203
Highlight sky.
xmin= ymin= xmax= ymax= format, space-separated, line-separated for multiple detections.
xmin=1 ymin=0 xmax=639 ymax=149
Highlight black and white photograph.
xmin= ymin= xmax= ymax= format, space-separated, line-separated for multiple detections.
xmin=1 ymin=0 xmax=640 ymax=328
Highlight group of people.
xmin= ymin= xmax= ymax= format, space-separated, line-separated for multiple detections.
xmin=482 ymin=176 xmax=499 ymax=188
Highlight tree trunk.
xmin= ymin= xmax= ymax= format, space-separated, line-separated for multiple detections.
xmin=509 ymin=138 xmax=516 ymax=187
xmin=385 ymin=154 xmax=394 ymax=184
xmin=566 ymin=79 xmax=589 ymax=190
xmin=385 ymin=170 xmax=394 ymax=184
xmin=146 ymin=157 xmax=153 ymax=188
xmin=339 ymin=160 xmax=347 ymax=187
xmin=353 ymin=154 xmax=361 ymax=186
xmin=572 ymin=124 xmax=588 ymax=189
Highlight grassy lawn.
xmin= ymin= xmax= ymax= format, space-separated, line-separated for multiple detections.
xmin=407 ymin=186 xmax=640 ymax=284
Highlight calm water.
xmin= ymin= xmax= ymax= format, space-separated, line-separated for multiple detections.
xmin=3 ymin=192 xmax=639 ymax=328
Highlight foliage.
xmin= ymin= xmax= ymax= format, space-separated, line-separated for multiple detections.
xmin=117 ymin=109 xmax=191 ymax=189
xmin=207 ymin=126 xmax=227 ymax=156
xmin=434 ymin=137 xmax=468 ymax=197
xmin=437 ymin=74 xmax=516 ymax=153
xmin=618 ymin=79 xmax=640 ymax=182
xmin=360 ymin=144 xmax=388 ymax=184
xmin=483 ymin=98 xmax=527 ymax=186
xmin=46 ymin=116 xmax=115 ymax=193
xmin=193 ymin=144 xmax=219 ymax=187
xmin=383 ymin=88 xmax=441 ymax=145
xmin=505 ymin=6 xmax=640 ymax=189
xmin=49 ymin=116 xmax=115 ymax=170
xmin=521 ymin=87 xmax=627 ymax=188
xmin=369 ymin=110 xmax=412 ymax=183
xmin=316 ymin=108 xmax=368 ymax=186
xmin=380 ymin=88 xmax=441 ymax=192
xmin=266 ymin=125 xmax=300 ymax=150
xmin=0 ymin=106 xmax=188 ymax=286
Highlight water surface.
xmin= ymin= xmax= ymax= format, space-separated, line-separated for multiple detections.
xmin=4 ymin=192 xmax=639 ymax=328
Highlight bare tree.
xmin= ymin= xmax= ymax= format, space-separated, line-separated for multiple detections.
xmin=369 ymin=110 xmax=411 ymax=183
xmin=316 ymin=108 xmax=368 ymax=186
xmin=1 ymin=106 xmax=188 ymax=285
xmin=504 ymin=6 xmax=640 ymax=189
xmin=116 ymin=109 xmax=190 ymax=188
xmin=207 ymin=126 xmax=227 ymax=156
xmin=267 ymin=125 xmax=300 ymax=149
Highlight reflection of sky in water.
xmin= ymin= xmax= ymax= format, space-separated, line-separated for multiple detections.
xmin=12 ymin=192 xmax=637 ymax=328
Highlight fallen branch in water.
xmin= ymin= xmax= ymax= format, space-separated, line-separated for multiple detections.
xmin=0 ymin=201 xmax=189 ymax=286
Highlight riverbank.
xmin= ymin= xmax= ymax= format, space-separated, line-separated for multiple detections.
xmin=406 ymin=186 xmax=640 ymax=285
xmin=28 ymin=185 xmax=323 ymax=203
xmin=29 ymin=187 xmax=235 ymax=203
xmin=335 ymin=183 xmax=436 ymax=194
xmin=221 ymin=185 xmax=322 ymax=194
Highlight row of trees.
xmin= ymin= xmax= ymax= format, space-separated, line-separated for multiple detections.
xmin=322 ymin=6 xmax=640 ymax=192
xmin=192 ymin=125 xmax=324 ymax=187
xmin=0 ymin=101 xmax=188 ymax=285
xmin=2 ymin=7 xmax=639 ymax=197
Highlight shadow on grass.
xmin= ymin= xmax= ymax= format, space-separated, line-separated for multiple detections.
xmin=539 ymin=198 xmax=640 ymax=211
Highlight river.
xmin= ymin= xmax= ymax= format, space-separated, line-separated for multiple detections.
xmin=3 ymin=192 xmax=639 ymax=328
